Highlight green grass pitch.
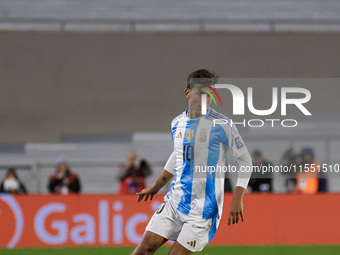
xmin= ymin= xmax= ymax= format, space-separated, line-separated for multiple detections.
xmin=1 ymin=245 xmax=340 ymax=255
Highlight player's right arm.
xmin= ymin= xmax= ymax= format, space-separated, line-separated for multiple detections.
xmin=137 ymin=170 xmax=174 ymax=202
xmin=136 ymin=151 xmax=175 ymax=202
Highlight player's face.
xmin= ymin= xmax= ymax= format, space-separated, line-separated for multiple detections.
xmin=187 ymin=86 xmax=212 ymax=116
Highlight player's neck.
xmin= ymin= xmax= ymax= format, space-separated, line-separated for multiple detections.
xmin=188 ymin=108 xmax=203 ymax=119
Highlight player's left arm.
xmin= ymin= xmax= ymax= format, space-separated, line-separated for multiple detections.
xmin=228 ymin=186 xmax=246 ymax=225
xmin=227 ymin=130 xmax=252 ymax=226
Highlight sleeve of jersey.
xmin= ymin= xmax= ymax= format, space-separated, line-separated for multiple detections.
xmin=164 ymin=150 xmax=176 ymax=175
xmin=234 ymin=152 xmax=252 ymax=189
xmin=228 ymin=126 xmax=253 ymax=189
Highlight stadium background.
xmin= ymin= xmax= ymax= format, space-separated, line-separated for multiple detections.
xmin=0 ymin=0 xmax=340 ymax=254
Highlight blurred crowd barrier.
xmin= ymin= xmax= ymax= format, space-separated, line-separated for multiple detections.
xmin=1 ymin=130 xmax=340 ymax=194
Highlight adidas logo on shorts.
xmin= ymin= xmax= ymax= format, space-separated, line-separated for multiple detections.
xmin=187 ymin=240 xmax=196 ymax=248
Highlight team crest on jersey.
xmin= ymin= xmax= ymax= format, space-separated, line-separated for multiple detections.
xmin=186 ymin=130 xmax=194 ymax=141
xmin=176 ymin=131 xmax=183 ymax=139
xmin=198 ymin=128 xmax=207 ymax=142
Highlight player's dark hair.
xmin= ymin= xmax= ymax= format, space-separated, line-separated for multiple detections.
xmin=186 ymin=69 xmax=219 ymax=89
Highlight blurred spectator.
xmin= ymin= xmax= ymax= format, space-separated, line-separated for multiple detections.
xmin=248 ymin=150 xmax=273 ymax=192
xmin=279 ymin=148 xmax=301 ymax=193
xmin=295 ymin=148 xmax=325 ymax=194
xmin=0 ymin=168 xmax=27 ymax=194
xmin=48 ymin=157 xmax=81 ymax=194
xmin=118 ymin=151 xmax=152 ymax=194
xmin=318 ymin=169 xmax=328 ymax=192
xmin=224 ymin=178 xmax=233 ymax=192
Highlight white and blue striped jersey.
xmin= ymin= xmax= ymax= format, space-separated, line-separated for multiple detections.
xmin=164 ymin=107 xmax=252 ymax=220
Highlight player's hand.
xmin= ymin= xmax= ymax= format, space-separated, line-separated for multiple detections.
xmin=228 ymin=200 xmax=244 ymax=226
xmin=136 ymin=186 xmax=157 ymax=202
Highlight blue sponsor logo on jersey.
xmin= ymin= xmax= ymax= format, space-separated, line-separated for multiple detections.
xmin=235 ymin=137 xmax=244 ymax=149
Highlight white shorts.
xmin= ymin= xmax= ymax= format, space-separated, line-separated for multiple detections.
xmin=145 ymin=199 xmax=220 ymax=252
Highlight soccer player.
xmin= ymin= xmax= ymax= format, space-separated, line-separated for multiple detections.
xmin=131 ymin=69 xmax=252 ymax=255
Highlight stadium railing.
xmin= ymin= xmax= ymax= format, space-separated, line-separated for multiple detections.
xmin=0 ymin=18 xmax=340 ymax=32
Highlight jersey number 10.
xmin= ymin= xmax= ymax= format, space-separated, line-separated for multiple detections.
xmin=183 ymin=145 xmax=194 ymax=161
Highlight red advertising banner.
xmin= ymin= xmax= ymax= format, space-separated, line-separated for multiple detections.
xmin=1 ymin=194 xmax=340 ymax=248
